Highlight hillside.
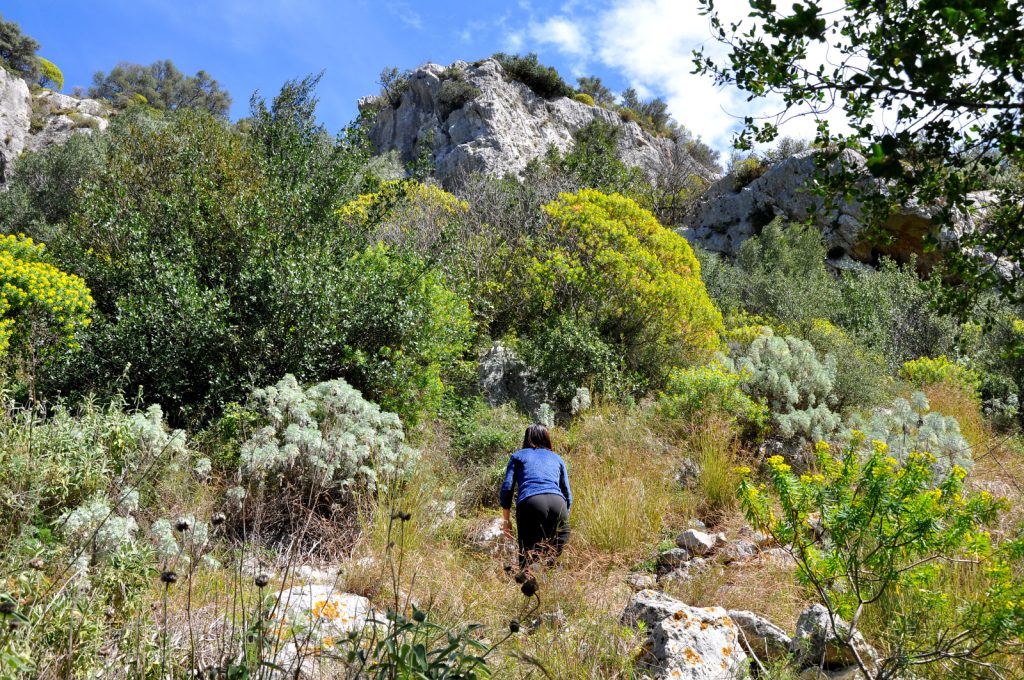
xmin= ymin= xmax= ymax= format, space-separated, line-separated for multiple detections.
xmin=1 ymin=23 xmax=1024 ymax=680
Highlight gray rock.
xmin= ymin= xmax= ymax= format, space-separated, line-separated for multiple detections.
xmin=728 ymin=610 xmax=792 ymax=663
xmin=363 ymin=59 xmax=717 ymax=187
xmin=675 ymin=457 xmax=701 ymax=489
xmin=658 ymin=558 xmax=714 ymax=586
xmin=0 ymin=69 xmax=31 ymax=180
xmin=717 ymin=540 xmax=758 ymax=564
xmin=791 ymin=604 xmax=878 ymax=673
xmin=625 ymin=572 xmax=658 ymax=591
xmin=688 ymin=518 xmax=708 ymax=531
xmin=271 ymin=585 xmax=376 ymax=676
xmin=676 ymin=529 xmax=716 ymax=556
xmin=658 ymin=547 xmax=693 ymax=569
xmin=478 ymin=342 xmax=548 ymax=415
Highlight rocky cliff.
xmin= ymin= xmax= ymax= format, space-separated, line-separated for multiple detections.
xmin=683 ymin=149 xmax=980 ymax=271
xmin=0 ymin=68 xmax=109 ymax=181
xmin=360 ymin=59 xmax=716 ymax=186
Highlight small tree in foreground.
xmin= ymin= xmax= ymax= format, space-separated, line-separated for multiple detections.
xmin=737 ymin=438 xmax=1024 ymax=678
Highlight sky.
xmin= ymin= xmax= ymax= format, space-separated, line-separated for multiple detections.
xmin=3 ymin=0 xmax=826 ymax=152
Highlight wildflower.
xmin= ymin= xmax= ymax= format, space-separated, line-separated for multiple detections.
xmin=509 ymin=619 xmax=521 ymax=633
xmin=175 ymin=518 xmax=191 ymax=532
xmin=0 ymin=600 xmax=15 ymax=615
xmin=520 ymin=577 xmax=538 ymax=597
xmin=255 ymin=574 xmax=270 ymax=588
xmin=413 ymin=609 xmax=427 ymax=623
xmin=160 ymin=570 xmax=178 ymax=585
xmin=211 ymin=512 xmax=226 ymax=527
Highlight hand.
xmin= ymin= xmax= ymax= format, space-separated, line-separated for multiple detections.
xmin=502 ymin=519 xmax=514 ymax=541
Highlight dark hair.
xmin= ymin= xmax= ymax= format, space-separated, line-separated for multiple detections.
xmin=522 ymin=424 xmax=552 ymax=450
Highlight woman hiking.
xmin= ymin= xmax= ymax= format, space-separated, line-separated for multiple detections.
xmin=499 ymin=424 xmax=572 ymax=571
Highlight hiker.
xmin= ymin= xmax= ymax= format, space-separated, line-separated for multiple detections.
xmin=499 ymin=423 xmax=572 ymax=570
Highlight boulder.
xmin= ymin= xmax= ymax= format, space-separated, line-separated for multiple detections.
xmin=659 ymin=557 xmax=715 ymax=586
xmin=623 ymin=590 xmax=748 ymax=679
xmin=717 ymin=540 xmax=758 ymax=564
xmin=478 ymin=342 xmax=548 ymax=416
xmin=625 ymin=572 xmax=658 ymax=591
xmin=362 ymin=59 xmax=718 ymax=187
xmin=675 ymin=457 xmax=701 ymax=489
xmin=728 ymin=610 xmax=792 ymax=663
xmin=270 ymin=585 xmax=376 ymax=676
xmin=0 ymin=69 xmax=31 ymax=180
xmin=676 ymin=529 xmax=716 ymax=556
xmin=791 ymin=604 xmax=878 ymax=673
xmin=657 ymin=547 xmax=694 ymax=569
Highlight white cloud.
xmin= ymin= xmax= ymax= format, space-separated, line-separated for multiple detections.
xmin=386 ymin=2 xmax=424 ymax=30
xmin=529 ymin=16 xmax=587 ymax=56
xmin=512 ymin=0 xmax=855 ymax=152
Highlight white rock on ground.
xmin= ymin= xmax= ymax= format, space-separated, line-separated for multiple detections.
xmin=624 ymin=590 xmax=749 ymax=679
xmin=626 ymin=572 xmax=658 ymax=591
xmin=790 ymin=604 xmax=878 ymax=674
xmin=658 ymin=547 xmax=694 ymax=569
xmin=465 ymin=517 xmax=508 ymax=555
xmin=717 ymin=540 xmax=758 ymax=564
xmin=727 ymin=610 xmax=792 ymax=663
xmin=270 ymin=584 xmax=375 ymax=676
xmin=676 ymin=529 xmax=716 ymax=556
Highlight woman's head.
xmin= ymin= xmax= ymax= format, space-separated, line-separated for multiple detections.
xmin=522 ymin=424 xmax=552 ymax=450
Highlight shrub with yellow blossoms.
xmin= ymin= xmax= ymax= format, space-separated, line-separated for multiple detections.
xmin=0 ymin=233 xmax=93 ymax=360
xmin=737 ymin=437 xmax=1024 ymax=677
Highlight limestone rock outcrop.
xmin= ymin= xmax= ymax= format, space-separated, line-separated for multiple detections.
xmin=683 ymin=149 xmax=976 ymax=271
xmin=361 ymin=59 xmax=716 ymax=187
xmin=0 ymin=69 xmax=109 ymax=182
xmin=0 ymin=69 xmax=32 ymax=180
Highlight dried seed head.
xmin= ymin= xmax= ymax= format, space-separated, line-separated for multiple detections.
xmin=0 ymin=600 xmax=16 ymax=615
xmin=160 ymin=570 xmax=178 ymax=585
xmin=174 ymin=518 xmax=191 ymax=532
xmin=413 ymin=609 xmax=427 ymax=623
xmin=509 ymin=619 xmax=521 ymax=634
xmin=400 ymin=511 xmax=412 ymax=521
xmin=520 ymin=577 xmax=538 ymax=597
xmin=28 ymin=557 xmax=44 ymax=571
xmin=211 ymin=512 xmax=226 ymax=527
xmin=514 ymin=571 xmax=528 ymax=584
xmin=254 ymin=574 xmax=270 ymax=588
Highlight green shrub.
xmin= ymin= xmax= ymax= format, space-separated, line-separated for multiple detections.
xmin=800 ymin=319 xmax=891 ymax=413
xmin=724 ymin=334 xmax=841 ymax=443
xmin=739 ymin=440 xmax=1021 ymax=678
xmin=572 ymin=92 xmax=595 ymax=106
xmin=438 ymin=69 xmax=481 ymax=115
xmin=447 ymin=400 xmax=527 ymax=466
xmin=900 ymin=354 xmax=981 ymax=397
xmin=656 ymin=362 xmax=767 ymax=438
xmin=730 ymin=155 xmax=768 ymax=190
xmin=492 ymin=52 xmax=573 ymax=99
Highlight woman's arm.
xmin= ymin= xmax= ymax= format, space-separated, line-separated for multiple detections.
xmin=560 ymin=459 xmax=572 ymax=511
xmin=499 ymin=455 xmax=516 ymax=539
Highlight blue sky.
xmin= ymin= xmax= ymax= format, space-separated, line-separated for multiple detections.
xmin=4 ymin=0 xmax=823 ymax=151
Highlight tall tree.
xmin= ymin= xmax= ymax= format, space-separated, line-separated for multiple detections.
xmin=576 ymin=76 xmax=616 ymax=108
xmin=0 ymin=14 xmax=40 ymax=81
xmin=89 ymin=60 xmax=232 ymax=116
xmin=695 ymin=0 xmax=1024 ymax=310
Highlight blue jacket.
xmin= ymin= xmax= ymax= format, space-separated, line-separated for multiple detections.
xmin=499 ymin=448 xmax=572 ymax=511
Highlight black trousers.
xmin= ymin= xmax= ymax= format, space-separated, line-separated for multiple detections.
xmin=516 ymin=493 xmax=570 ymax=568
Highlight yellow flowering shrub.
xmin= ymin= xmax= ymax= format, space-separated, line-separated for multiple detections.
xmin=0 ymin=233 xmax=93 ymax=358
xmin=532 ymin=190 xmax=722 ymax=382
xmin=337 ymin=180 xmax=469 ymax=233
xmin=901 ymin=354 xmax=981 ymax=398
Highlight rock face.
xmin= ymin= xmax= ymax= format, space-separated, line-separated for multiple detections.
xmin=624 ymin=590 xmax=748 ymax=679
xmin=0 ymin=70 xmax=110 ymax=182
xmin=478 ymin=342 xmax=548 ymax=416
xmin=684 ymin=149 xmax=968 ymax=271
xmin=26 ymin=90 xmax=109 ymax=153
xmin=362 ymin=59 xmax=716 ymax=187
xmin=0 ymin=69 xmax=32 ymax=180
